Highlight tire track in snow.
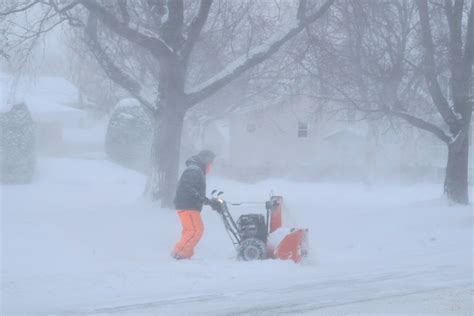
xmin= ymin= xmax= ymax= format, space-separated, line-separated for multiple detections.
xmin=230 ymin=285 xmax=472 ymax=315
xmin=83 ymin=266 xmax=470 ymax=315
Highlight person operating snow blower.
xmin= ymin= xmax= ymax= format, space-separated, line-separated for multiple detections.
xmin=172 ymin=150 xmax=219 ymax=260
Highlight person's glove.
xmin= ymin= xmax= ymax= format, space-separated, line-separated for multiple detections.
xmin=209 ymin=198 xmax=222 ymax=212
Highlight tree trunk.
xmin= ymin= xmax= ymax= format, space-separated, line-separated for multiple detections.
xmin=146 ymin=108 xmax=185 ymax=207
xmin=444 ymin=127 xmax=470 ymax=204
xmin=145 ymin=56 xmax=186 ymax=208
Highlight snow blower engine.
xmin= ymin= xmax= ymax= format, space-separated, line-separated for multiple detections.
xmin=210 ymin=190 xmax=308 ymax=263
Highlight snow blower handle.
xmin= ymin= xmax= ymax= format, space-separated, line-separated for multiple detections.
xmin=229 ymin=202 xmax=265 ymax=206
xmin=211 ymin=190 xmax=224 ymax=197
xmin=209 ymin=198 xmax=223 ymax=213
xmin=208 ymin=190 xmax=225 ymax=212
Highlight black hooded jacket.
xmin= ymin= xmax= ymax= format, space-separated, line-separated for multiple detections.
xmin=174 ymin=156 xmax=207 ymax=211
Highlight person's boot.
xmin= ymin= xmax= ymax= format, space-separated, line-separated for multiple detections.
xmin=172 ymin=253 xmax=188 ymax=260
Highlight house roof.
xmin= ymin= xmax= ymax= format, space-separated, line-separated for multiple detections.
xmin=0 ymin=72 xmax=82 ymax=115
xmin=323 ymin=128 xmax=365 ymax=144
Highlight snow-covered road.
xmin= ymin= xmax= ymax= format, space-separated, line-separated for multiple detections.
xmin=2 ymin=158 xmax=473 ymax=315
xmin=89 ymin=265 xmax=470 ymax=315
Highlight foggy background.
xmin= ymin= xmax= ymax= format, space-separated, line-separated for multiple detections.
xmin=2 ymin=0 xmax=471 ymax=190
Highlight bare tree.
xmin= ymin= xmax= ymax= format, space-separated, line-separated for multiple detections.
xmin=416 ymin=0 xmax=473 ymax=203
xmin=300 ymin=0 xmax=473 ymax=204
xmin=1 ymin=0 xmax=334 ymax=206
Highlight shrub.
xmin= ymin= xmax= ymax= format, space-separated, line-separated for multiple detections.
xmin=105 ymin=99 xmax=153 ymax=171
xmin=0 ymin=103 xmax=36 ymax=183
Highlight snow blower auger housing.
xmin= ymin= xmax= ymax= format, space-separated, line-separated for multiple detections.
xmin=211 ymin=191 xmax=308 ymax=263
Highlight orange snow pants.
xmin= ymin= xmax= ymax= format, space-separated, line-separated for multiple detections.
xmin=173 ymin=210 xmax=204 ymax=259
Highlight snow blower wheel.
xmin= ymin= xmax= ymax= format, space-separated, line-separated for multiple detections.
xmin=239 ymin=238 xmax=267 ymax=261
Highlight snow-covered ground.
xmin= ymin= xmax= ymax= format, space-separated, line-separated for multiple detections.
xmin=1 ymin=158 xmax=473 ymax=315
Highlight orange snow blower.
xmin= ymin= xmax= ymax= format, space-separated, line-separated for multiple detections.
xmin=211 ymin=191 xmax=308 ymax=263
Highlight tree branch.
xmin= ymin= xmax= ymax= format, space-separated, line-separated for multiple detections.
xmin=48 ymin=0 xmax=83 ymax=27
xmin=117 ymin=0 xmax=130 ymax=24
xmin=0 ymin=49 xmax=10 ymax=60
xmin=462 ymin=0 xmax=474 ymax=83
xmin=416 ymin=0 xmax=459 ymax=127
xmin=84 ymin=11 xmax=155 ymax=113
xmin=180 ymin=0 xmax=213 ymax=62
xmin=48 ymin=0 xmax=81 ymax=14
xmin=0 ymin=1 xmax=42 ymax=16
xmin=297 ymin=28 xmax=451 ymax=144
xmin=388 ymin=110 xmax=452 ymax=143
xmin=161 ymin=0 xmax=184 ymax=49
xmin=186 ymin=0 xmax=335 ymax=106
xmin=79 ymin=0 xmax=173 ymax=59
xmin=145 ymin=0 xmax=167 ymax=29
xmin=297 ymin=0 xmax=307 ymax=20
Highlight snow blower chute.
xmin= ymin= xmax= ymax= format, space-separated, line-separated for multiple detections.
xmin=211 ymin=191 xmax=308 ymax=263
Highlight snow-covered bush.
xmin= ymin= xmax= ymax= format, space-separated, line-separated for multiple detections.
xmin=0 ymin=103 xmax=36 ymax=184
xmin=105 ymin=99 xmax=153 ymax=172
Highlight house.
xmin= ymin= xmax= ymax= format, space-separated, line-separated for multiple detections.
xmin=220 ymin=97 xmax=371 ymax=181
xmin=202 ymin=96 xmax=474 ymax=183
xmin=0 ymin=73 xmax=92 ymax=156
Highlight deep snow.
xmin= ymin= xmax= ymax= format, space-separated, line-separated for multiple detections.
xmin=1 ymin=158 xmax=473 ymax=315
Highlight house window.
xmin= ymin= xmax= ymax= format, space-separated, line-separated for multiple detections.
xmin=297 ymin=122 xmax=308 ymax=138
xmin=246 ymin=122 xmax=256 ymax=133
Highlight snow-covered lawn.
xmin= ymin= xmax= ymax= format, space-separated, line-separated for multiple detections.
xmin=1 ymin=158 xmax=472 ymax=315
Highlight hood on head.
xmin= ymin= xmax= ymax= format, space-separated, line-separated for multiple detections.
xmin=185 ymin=155 xmax=206 ymax=171
xmin=185 ymin=150 xmax=215 ymax=172
xmin=197 ymin=150 xmax=215 ymax=165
